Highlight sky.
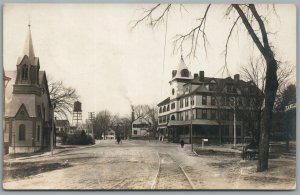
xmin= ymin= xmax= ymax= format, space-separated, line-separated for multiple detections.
xmin=3 ymin=4 xmax=296 ymax=123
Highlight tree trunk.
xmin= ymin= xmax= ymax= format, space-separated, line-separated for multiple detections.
xmin=257 ymin=59 xmax=278 ymax=172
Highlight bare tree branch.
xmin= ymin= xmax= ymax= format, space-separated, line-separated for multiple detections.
xmin=131 ymin=4 xmax=171 ymax=29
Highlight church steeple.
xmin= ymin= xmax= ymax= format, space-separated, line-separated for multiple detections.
xmin=22 ymin=24 xmax=35 ymax=65
xmin=15 ymin=24 xmax=40 ymax=87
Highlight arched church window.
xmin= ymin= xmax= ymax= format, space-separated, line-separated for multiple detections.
xmin=181 ymin=69 xmax=189 ymax=77
xmin=19 ymin=124 xmax=26 ymax=141
xmin=22 ymin=65 xmax=28 ymax=80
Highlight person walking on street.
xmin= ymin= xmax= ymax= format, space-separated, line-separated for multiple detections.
xmin=180 ymin=140 xmax=184 ymax=148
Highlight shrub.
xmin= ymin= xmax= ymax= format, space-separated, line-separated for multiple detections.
xmin=64 ymin=130 xmax=95 ymax=145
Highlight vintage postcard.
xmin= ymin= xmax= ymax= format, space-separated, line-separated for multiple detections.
xmin=2 ymin=3 xmax=296 ymax=190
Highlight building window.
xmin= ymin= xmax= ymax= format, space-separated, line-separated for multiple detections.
xmin=185 ymin=98 xmax=189 ymax=107
xmin=185 ymin=111 xmax=189 ymax=120
xmin=172 ymin=88 xmax=175 ymax=95
xmin=37 ymin=126 xmax=40 ymax=142
xmin=180 ymin=99 xmax=183 ymax=108
xmin=19 ymin=124 xmax=26 ymax=141
xmin=171 ymin=103 xmax=175 ymax=109
xmin=191 ymin=96 xmax=194 ymax=105
xmin=21 ymin=65 xmax=29 ymax=80
xmin=179 ymin=112 xmax=184 ymax=120
xmin=167 ymin=105 xmax=170 ymax=111
xmin=163 ymin=106 xmax=166 ymax=112
xmin=181 ymin=69 xmax=189 ymax=77
xmin=211 ymin=96 xmax=216 ymax=106
xmin=209 ymin=83 xmax=216 ymax=91
xmin=171 ymin=115 xmax=175 ymax=120
xmin=42 ymin=104 xmax=46 ymax=119
xmin=202 ymin=109 xmax=207 ymax=119
xmin=211 ymin=109 xmax=216 ymax=120
xmin=159 ymin=107 xmax=162 ymax=113
xmin=202 ymin=95 xmax=207 ymax=105
xmin=134 ymin=130 xmax=137 ymax=135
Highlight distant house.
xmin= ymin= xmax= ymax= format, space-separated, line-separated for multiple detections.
xmin=131 ymin=117 xmax=152 ymax=138
xmin=69 ymin=126 xmax=77 ymax=134
xmin=104 ymin=128 xmax=115 ymax=140
xmin=56 ymin=120 xmax=70 ymax=134
xmin=4 ymin=25 xmax=53 ymax=153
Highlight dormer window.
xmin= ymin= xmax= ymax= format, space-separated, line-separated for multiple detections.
xmin=21 ymin=64 xmax=29 ymax=80
xmin=181 ymin=69 xmax=189 ymax=77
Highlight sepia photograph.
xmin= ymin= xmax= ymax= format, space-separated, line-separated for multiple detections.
xmin=1 ymin=3 xmax=296 ymax=190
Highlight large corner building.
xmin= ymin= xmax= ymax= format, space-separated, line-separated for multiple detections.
xmin=157 ymin=56 xmax=260 ymax=144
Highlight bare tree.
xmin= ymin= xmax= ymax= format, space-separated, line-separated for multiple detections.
xmin=48 ymin=80 xmax=79 ymax=119
xmin=94 ymin=110 xmax=112 ymax=139
xmin=131 ymin=104 xmax=158 ymax=138
xmin=131 ymin=104 xmax=149 ymax=119
xmin=133 ymin=4 xmax=284 ymax=171
xmin=241 ymin=56 xmax=294 ymax=142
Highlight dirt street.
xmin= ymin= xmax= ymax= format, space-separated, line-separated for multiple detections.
xmin=3 ymin=140 xmax=296 ymax=190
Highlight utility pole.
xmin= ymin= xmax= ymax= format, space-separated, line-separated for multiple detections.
xmin=13 ymin=133 xmax=15 ymax=157
xmin=234 ymin=97 xmax=236 ymax=147
xmin=88 ymin=112 xmax=95 ymax=139
xmin=190 ymin=84 xmax=193 ymax=152
xmin=51 ymin=103 xmax=56 ymax=156
xmin=231 ymin=97 xmax=237 ymax=148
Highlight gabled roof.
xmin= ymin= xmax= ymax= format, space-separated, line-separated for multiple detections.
xmin=4 ymin=70 xmax=51 ymax=118
xmin=132 ymin=116 xmax=153 ymax=125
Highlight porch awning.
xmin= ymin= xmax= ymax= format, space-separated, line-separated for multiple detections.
xmin=167 ymin=120 xmax=219 ymax=127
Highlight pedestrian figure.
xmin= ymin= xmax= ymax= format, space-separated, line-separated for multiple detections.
xmin=180 ymin=140 xmax=185 ymax=148
xmin=117 ymin=136 xmax=121 ymax=144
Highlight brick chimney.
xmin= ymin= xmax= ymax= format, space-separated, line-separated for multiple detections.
xmin=234 ymin=74 xmax=240 ymax=81
xmin=199 ymin=71 xmax=204 ymax=81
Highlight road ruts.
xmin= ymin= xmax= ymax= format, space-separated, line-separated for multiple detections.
xmin=152 ymin=153 xmax=195 ymax=190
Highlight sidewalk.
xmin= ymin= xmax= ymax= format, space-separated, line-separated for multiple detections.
xmin=4 ymin=143 xmax=97 ymax=162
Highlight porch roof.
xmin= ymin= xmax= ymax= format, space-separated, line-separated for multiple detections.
xmin=167 ymin=120 xmax=219 ymax=126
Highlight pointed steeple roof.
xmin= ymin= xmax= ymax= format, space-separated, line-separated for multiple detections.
xmin=22 ymin=24 xmax=36 ymax=64
xmin=176 ymin=54 xmax=188 ymax=71
xmin=171 ymin=55 xmax=193 ymax=80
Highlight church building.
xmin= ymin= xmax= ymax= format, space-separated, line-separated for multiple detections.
xmin=4 ymin=25 xmax=54 ymax=153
